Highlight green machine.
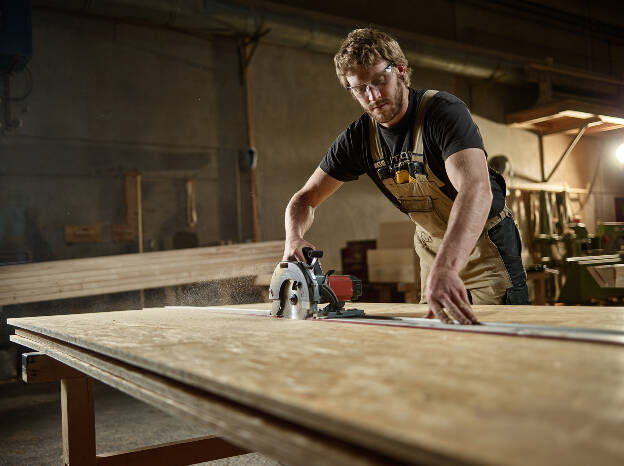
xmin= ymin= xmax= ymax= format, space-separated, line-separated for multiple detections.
xmin=557 ymin=222 xmax=624 ymax=304
xmin=597 ymin=222 xmax=624 ymax=254
xmin=557 ymin=253 xmax=624 ymax=304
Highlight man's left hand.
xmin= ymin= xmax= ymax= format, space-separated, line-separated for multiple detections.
xmin=425 ymin=265 xmax=480 ymax=325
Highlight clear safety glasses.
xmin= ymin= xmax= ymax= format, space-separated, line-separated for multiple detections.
xmin=346 ymin=63 xmax=395 ymax=98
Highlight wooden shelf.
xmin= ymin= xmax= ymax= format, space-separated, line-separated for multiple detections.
xmin=506 ymin=99 xmax=624 ymax=135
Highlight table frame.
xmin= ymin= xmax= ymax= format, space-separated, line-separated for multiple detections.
xmin=12 ymin=329 xmax=407 ymax=466
xmin=21 ymin=352 xmax=249 ymax=466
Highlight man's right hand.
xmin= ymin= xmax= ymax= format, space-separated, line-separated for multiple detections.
xmin=282 ymin=238 xmax=317 ymax=262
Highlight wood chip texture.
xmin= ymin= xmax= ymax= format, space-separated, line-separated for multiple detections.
xmin=8 ymin=303 xmax=624 ymax=466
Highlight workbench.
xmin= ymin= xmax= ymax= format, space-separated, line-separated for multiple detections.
xmin=8 ymin=303 xmax=624 ymax=465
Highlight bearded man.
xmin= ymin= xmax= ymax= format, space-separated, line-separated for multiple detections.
xmin=282 ymin=28 xmax=529 ymax=324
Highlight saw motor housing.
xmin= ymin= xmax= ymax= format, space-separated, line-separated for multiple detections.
xmin=269 ymin=248 xmax=364 ymax=319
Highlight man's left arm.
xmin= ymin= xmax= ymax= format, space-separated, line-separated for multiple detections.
xmin=425 ymin=148 xmax=491 ymax=325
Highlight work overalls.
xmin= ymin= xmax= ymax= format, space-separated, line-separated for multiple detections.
xmin=368 ymin=90 xmax=526 ymax=304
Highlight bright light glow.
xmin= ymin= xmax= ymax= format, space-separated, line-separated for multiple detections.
xmin=617 ymin=143 xmax=624 ymax=164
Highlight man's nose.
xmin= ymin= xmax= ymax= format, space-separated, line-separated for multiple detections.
xmin=366 ymin=85 xmax=382 ymax=101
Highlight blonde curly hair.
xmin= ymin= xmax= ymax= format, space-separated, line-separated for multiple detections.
xmin=334 ymin=28 xmax=411 ymax=88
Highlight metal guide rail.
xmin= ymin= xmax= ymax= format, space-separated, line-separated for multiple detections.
xmin=169 ymin=306 xmax=624 ymax=346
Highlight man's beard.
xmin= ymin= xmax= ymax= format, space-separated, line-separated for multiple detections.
xmin=366 ymin=82 xmax=404 ymax=125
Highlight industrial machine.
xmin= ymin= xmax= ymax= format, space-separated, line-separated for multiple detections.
xmin=555 ymin=222 xmax=624 ymax=304
xmin=269 ymin=248 xmax=364 ymax=319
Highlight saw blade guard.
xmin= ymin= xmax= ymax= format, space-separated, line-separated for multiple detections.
xmin=269 ymin=261 xmax=318 ymax=319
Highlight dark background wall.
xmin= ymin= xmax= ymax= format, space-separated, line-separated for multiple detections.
xmin=1 ymin=9 xmax=252 ymax=262
xmin=1 ymin=0 xmax=623 ymax=271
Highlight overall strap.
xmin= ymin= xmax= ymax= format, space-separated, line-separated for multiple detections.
xmin=368 ymin=115 xmax=384 ymax=166
xmin=368 ymin=89 xmax=440 ymax=171
xmin=411 ymin=89 xmax=439 ymax=154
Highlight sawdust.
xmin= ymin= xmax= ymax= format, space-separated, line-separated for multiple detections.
xmin=174 ymin=276 xmax=268 ymax=307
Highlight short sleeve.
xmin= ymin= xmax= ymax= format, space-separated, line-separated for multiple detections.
xmin=319 ymin=120 xmax=367 ymax=182
xmin=426 ymin=93 xmax=485 ymax=161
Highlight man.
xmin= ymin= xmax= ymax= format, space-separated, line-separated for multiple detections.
xmin=283 ymin=28 xmax=529 ymax=324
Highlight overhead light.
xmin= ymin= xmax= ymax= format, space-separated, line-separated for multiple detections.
xmin=617 ymin=143 xmax=624 ymax=164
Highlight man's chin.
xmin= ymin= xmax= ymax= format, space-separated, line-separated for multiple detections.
xmin=369 ymin=108 xmax=394 ymax=124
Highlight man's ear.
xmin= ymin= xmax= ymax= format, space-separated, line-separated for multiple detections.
xmin=396 ymin=64 xmax=407 ymax=80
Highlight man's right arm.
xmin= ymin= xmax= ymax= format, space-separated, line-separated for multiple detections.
xmin=283 ymin=167 xmax=343 ymax=261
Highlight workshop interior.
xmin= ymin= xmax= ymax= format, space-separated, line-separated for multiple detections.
xmin=1 ymin=1 xmax=624 ymax=465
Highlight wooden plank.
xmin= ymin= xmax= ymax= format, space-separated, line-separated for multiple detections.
xmin=0 ymin=251 xmax=280 ymax=286
xmin=9 ymin=305 xmax=624 ymax=466
xmin=22 ymin=352 xmax=85 ymax=383
xmin=0 ymin=241 xmax=283 ymax=305
xmin=0 ymin=251 xmax=276 ymax=289
xmin=112 ymin=172 xmax=139 ymax=242
xmin=95 ymin=435 xmax=248 ymax=466
xmin=0 ymin=255 xmax=278 ymax=299
xmin=11 ymin=331 xmax=402 ymax=466
xmin=0 ymin=242 xmax=283 ymax=280
xmin=62 ymin=377 xmax=96 ymax=466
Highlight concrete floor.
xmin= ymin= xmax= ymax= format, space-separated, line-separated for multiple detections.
xmin=0 ymin=380 xmax=279 ymax=466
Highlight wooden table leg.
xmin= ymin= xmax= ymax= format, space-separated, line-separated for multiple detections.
xmin=61 ymin=377 xmax=96 ymax=466
xmin=21 ymin=352 xmax=249 ymax=465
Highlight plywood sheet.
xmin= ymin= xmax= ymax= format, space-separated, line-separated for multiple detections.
xmin=11 ymin=331 xmax=389 ymax=466
xmin=232 ymin=302 xmax=624 ymax=330
xmin=8 ymin=305 xmax=624 ymax=466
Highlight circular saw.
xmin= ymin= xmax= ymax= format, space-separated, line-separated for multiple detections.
xmin=269 ymin=248 xmax=365 ymax=319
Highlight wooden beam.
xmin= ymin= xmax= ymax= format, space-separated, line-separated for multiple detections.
xmin=22 ymin=352 xmax=85 ymax=383
xmin=0 ymin=241 xmax=283 ymax=305
xmin=544 ymin=123 xmax=590 ymax=182
xmin=62 ymin=377 xmax=96 ymax=466
xmin=95 ymin=436 xmax=248 ymax=466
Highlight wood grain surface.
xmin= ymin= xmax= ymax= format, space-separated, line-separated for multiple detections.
xmin=0 ymin=241 xmax=283 ymax=305
xmin=8 ymin=304 xmax=624 ymax=466
xmin=231 ymin=301 xmax=624 ymax=329
xmin=11 ymin=330 xmax=405 ymax=466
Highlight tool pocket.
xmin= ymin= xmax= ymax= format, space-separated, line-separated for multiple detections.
xmin=405 ymin=196 xmax=447 ymax=238
xmin=401 ymin=195 xmax=433 ymax=212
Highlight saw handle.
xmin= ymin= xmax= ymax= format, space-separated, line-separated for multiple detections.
xmin=302 ymin=247 xmax=323 ymax=265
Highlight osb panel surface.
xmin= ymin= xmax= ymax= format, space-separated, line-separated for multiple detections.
xmin=234 ymin=301 xmax=624 ymax=329
xmin=9 ymin=305 xmax=624 ymax=466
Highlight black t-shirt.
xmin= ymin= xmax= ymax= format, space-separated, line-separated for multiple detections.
xmin=320 ymin=88 xmax=506 ymax=218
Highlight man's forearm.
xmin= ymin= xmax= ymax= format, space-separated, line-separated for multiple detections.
xmin=433 ymin=185 xmax=492 ymax=272
xmin=285 ymin=192 xmax=315 ymax=241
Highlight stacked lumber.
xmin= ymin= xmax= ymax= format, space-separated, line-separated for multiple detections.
xmin=0 ymin=241 xmax=284 ymax=306
xmin=366 ymin=221 xmax=419 ymax=286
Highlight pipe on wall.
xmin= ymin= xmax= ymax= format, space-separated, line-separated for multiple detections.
xmin=33 ymin=0 xmax=529 ymax=83
xmin=33 ymin=0 xmax=624 ymax=92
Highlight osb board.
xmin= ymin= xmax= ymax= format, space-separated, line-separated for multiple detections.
xmin=11 ymin=331 xmax=391 ymax=466
xmin=231 ymin=302 xmax=624 ymax=330
xmin=9 ymin=306 xmax=624 ymax=466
